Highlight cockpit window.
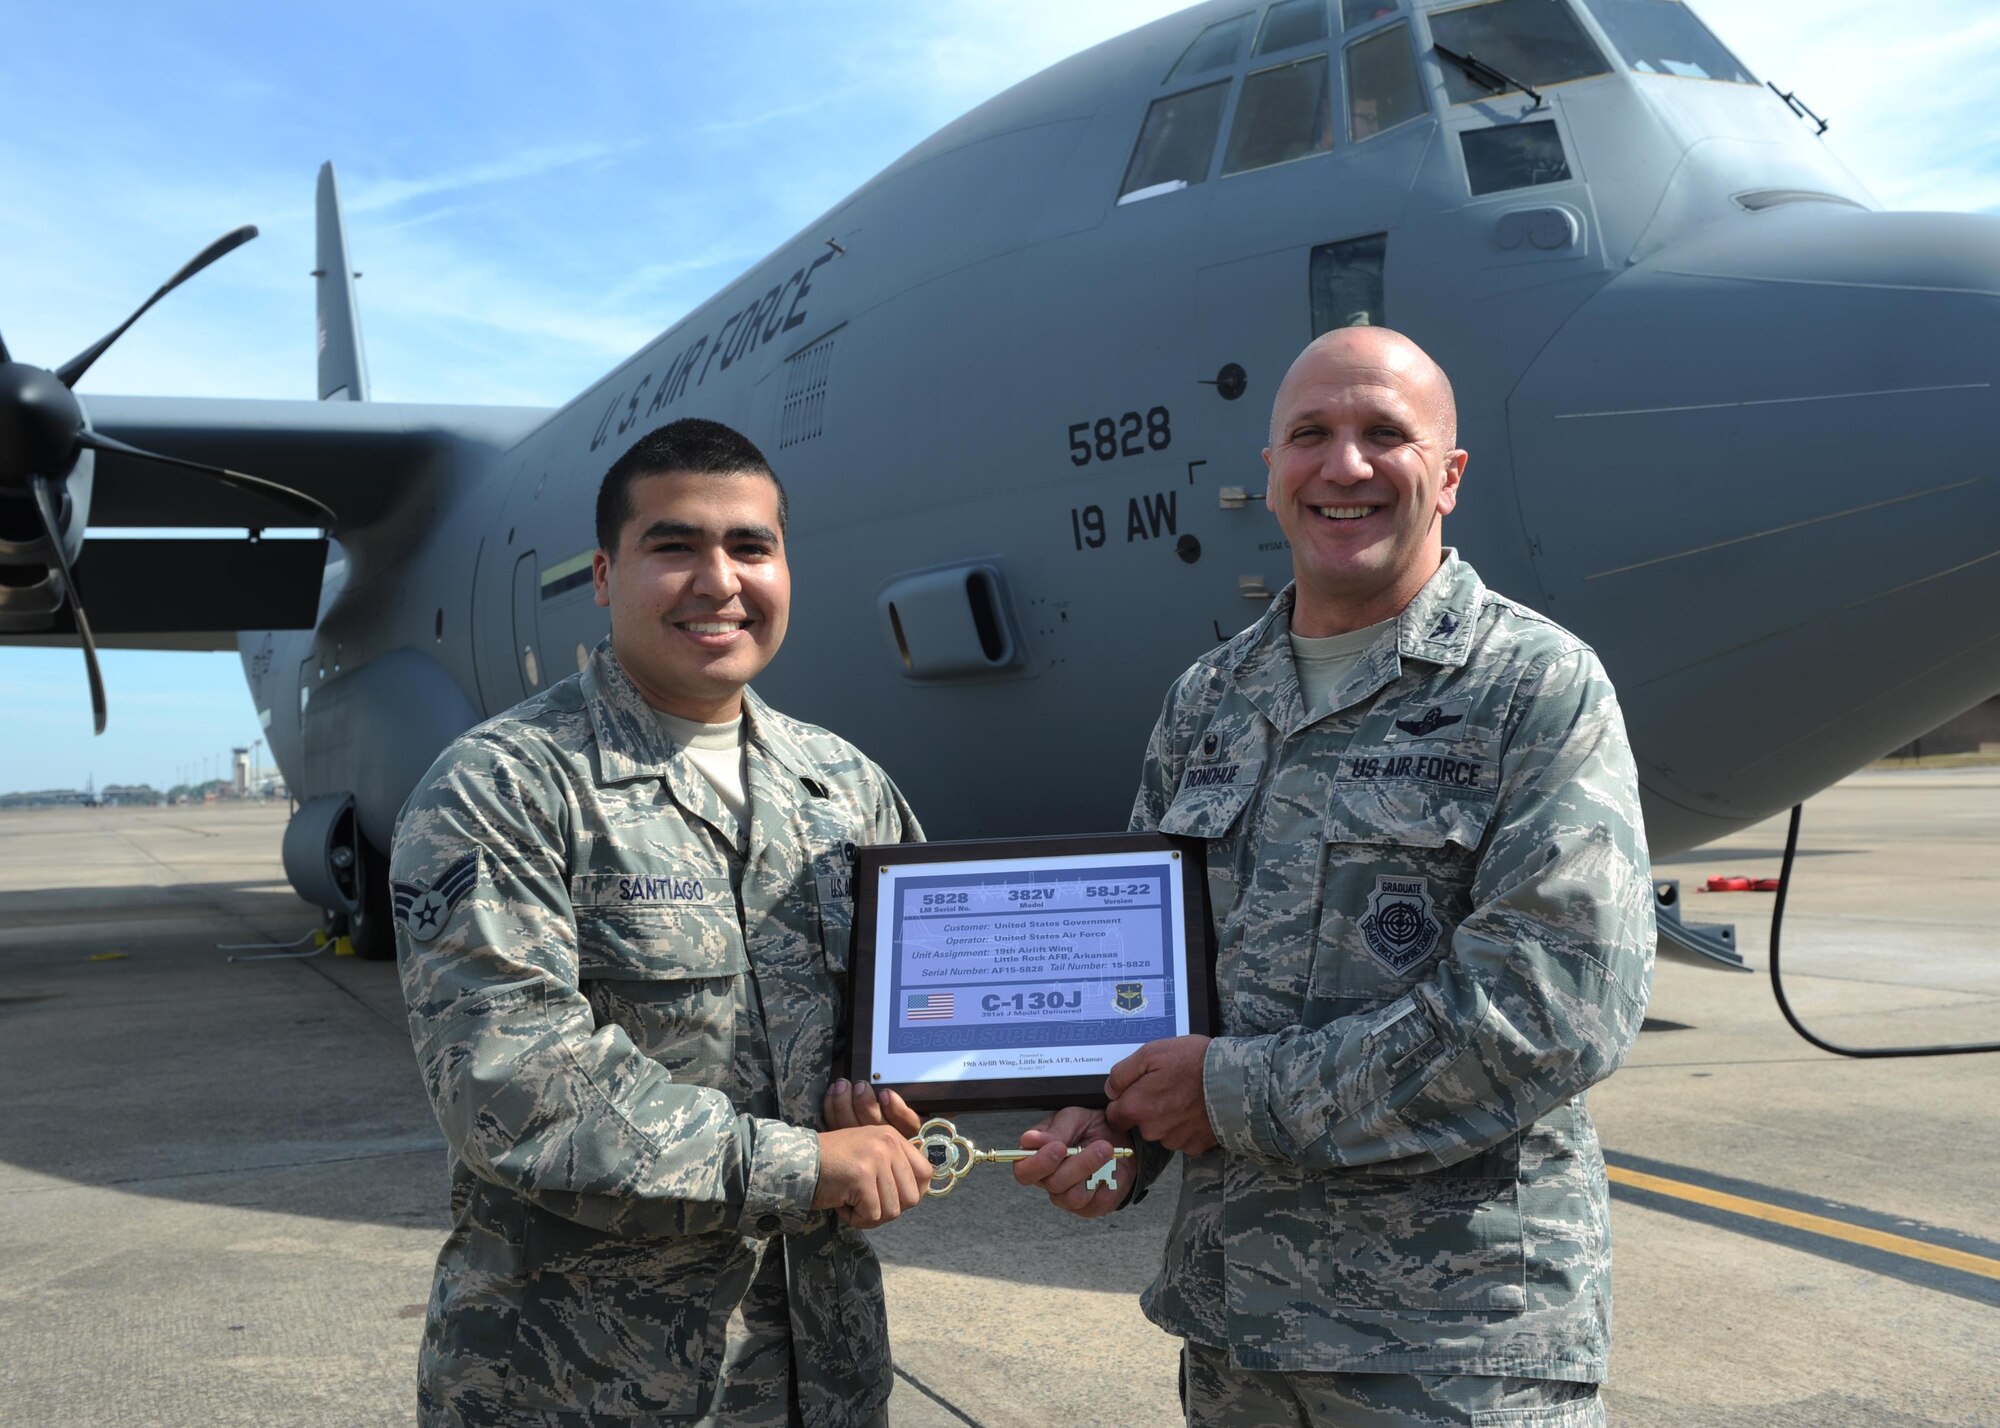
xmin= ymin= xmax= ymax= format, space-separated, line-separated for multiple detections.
xmin=1168 ymin=13 xmax=1255 ymax=80
xmin=1346 ymin=22 xmax=1428 ymax=140
xmin=1256 ymin=0 xmax=1330 ymax=55
xmin=1341 ymin=1 xmax=1400 ymax=29
xmin=1428 ymin=0 xmax=1611 ymax=104
xmin=1121 ymin=81 xmax=1231 ymax=200
xmin=1580 ymin=0 xmax=1753 ymax=83
xmin=1460 ymin=119 xmax=1573 ymax=194
xmin=1224 ymin=57 xmax=1336 ymax=175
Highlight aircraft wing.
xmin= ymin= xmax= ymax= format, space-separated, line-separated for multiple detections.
xmin=3 ymin=396 xmax=550 ymax=652
xmin=83 ymin=396 xmax=549 ymax=529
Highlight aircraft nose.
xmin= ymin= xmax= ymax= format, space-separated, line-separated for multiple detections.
xmin=1507 ymin=206 xmax=2000 ymax=846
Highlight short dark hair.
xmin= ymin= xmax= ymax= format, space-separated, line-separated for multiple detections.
xmin=595 ymin=418 xmax=789 ymax=556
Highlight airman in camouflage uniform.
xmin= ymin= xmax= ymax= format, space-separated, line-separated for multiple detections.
xmin=393 ymin=419 xmax=929 ymax=1427
xmin=1017 ymin=330 xmax=1654 ymax=1426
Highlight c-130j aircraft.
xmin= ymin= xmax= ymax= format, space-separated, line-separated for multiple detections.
xmin=1 ymin=0 xmax=1995 ymax=971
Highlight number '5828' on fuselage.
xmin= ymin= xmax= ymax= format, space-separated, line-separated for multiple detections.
xmin=3 ymin=0 xmax=1996 ymax=961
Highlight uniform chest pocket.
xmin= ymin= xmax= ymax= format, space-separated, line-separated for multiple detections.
xmin=575 ymin=903 xmax=747 ymax=1084
xmin=1157 ymin=771 xmax=1256 ymax=841
xmin=1310 ymin=782 xmax=1493 ymax=1005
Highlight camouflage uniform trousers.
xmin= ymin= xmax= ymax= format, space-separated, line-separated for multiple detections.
xmin=683 ymin=1251 xmax=889 ymax=1428
xmin=1183 ymin=1343 xmax=1604 ymax=1428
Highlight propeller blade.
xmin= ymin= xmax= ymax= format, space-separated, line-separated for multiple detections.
xmin=76 ymin=429 xmax=337 ymax=528
xmin=0 ymin=325 xmax=10 ymax=363
xmin=27 ymin=473 xmax=107 ymax=735
xmin=55 ymin=225 xmax=259 ymax=389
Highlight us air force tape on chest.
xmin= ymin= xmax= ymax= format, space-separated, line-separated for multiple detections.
xmin=844 ymin=832 xmax=1218 ymax=1113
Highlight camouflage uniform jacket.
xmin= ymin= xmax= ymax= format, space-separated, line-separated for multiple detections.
xmin=1129 ymin=553 xmax=1654 ymax=1382
xmin=393 ymin=642 xmax=920 ymax=1426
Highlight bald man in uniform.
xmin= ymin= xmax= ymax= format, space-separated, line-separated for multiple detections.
xmin=1017 ymin=328 xmax=1655 ymax=1427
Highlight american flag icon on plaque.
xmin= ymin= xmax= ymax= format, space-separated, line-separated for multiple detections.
xmin=906 ymin=991 xmax=955 ymax=1021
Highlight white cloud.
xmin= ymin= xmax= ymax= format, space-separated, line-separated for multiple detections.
xmin=341 ymin=143 xmax=640 ymax=216
xmin=1699 ymin=0 xmax=2000 ymax=213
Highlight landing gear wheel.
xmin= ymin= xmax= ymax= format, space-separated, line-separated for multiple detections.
xmin=348 ymin=836 xmax=397 ymax=962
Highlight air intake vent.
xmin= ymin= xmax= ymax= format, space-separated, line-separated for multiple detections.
xmin=876 ymin=561 xmax=1024 ymax=681
xmin=778 ymin=333 xmax=836 ymax=449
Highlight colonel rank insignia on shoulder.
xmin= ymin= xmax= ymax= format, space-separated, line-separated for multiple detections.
xmin=393 ymin=851 xmax=480 ymax=942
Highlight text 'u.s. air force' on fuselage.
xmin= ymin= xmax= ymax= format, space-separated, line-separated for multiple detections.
xmin=587 ymin=248 xmax=839 ymax=455
xmin=3 ymin=0 xmax=1998 ymax=983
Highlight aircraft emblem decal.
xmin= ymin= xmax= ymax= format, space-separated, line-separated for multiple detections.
xmin=1113 ymin=981 xmax=1147 ymax=1014
xmin=1360 ymin=876 xmax=1441 ymax=975
xmin=1395 ymin=706 xmax=1464 ymax=738
xmin=393 ymin=852 xmax=480 ymax=943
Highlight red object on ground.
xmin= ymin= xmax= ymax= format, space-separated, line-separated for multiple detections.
xmin=1701 ymin=876 xmax=1780 ymax=892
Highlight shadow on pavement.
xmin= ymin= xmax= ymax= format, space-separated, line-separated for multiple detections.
xmin=0 ymin=873 xmax=1180 ymax=1296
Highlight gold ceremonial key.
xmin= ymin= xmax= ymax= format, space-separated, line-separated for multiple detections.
xmin=912 ymin=1116 xmax=1135 ymax=1197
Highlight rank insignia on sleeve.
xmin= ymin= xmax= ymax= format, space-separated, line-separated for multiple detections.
xmin=1360 ymin=875 xmax=1441 ymax=975
xmin=1113 ymin=981 xmax=1148 ymax=1014
xmin=393 ymin=851 xmax=480 ymax=943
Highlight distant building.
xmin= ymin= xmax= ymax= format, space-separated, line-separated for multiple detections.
xmin=100 ymin=784 xmax=164 ymax=807
xmin=0 ymin=784 xmax=164 ymax=808
xmin=1888 ymin=695 xmax=2000 ymax=759
xmin=0 ymin=789 xmax=89 ymax=809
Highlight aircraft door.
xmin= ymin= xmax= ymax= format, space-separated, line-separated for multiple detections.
xmin=512 ymin=552 xmax=544 ymax=695
xmin=1193 ymin=249 xmax=1311 ymax=604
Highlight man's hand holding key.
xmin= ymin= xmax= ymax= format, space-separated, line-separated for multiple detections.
xmin=1011 ymin=1105 xmax=1138 ymax=1218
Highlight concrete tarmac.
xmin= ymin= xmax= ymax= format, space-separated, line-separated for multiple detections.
xmin=1 ymin=777 xmax=1996 ymax=1426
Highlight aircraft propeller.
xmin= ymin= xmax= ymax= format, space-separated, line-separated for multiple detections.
xmin=0 ymin=225 xmax=337 ymax=735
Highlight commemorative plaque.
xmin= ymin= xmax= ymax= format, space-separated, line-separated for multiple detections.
xmin=844 ymin=832 xmax=1216 ymax=1111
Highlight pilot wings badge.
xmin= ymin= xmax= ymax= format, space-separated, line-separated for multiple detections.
xmin=1394 ymin=705 xmax=1464 ymax=738
xmin=393 ymin=851 xmax=481 ymax=943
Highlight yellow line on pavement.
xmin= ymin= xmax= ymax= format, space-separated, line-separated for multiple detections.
xmin=1607 ymin=1165 xmax=2000 ymax=1281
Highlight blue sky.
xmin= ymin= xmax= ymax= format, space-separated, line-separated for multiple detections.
xmin=1 ymin=0 xmax=1995 ymax=793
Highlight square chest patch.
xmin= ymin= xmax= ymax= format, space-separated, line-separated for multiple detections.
xmin=1361 ymin=875 xmax=1442 ymax=975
